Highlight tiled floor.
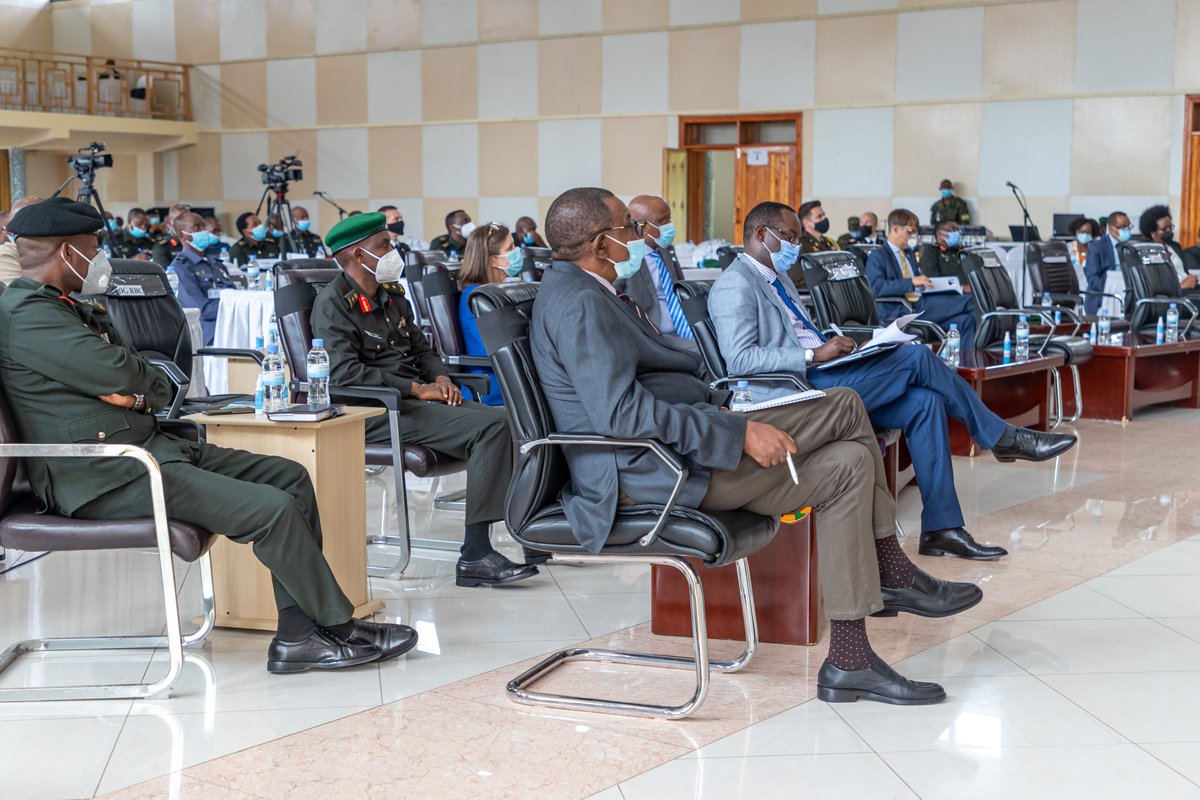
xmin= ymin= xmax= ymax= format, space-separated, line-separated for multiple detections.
xmin=3 ymin=409 xmax=1200 ymax=798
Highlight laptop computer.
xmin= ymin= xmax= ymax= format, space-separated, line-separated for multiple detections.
xmin=1009 ymin=225 xmax=1041 ymax=243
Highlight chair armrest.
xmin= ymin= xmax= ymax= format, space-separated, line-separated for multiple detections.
xmin=908 ymin=319 xmax=947 ymax=342
xmin=146 ymin=359 xmax=190 ymax=420
xmin=1050 ymin=292 xmax=1083 ymax=306
xmin=328 ymin=384 xmax=403 ymax=411
xmin=1022 ymin=304 xmax=1082 ymax=336
xmin=448 ymin=372 xmax=491 ymax=398
xmin=159 ymin=419 xmax=202 ymax=442
xmin=195 ymin=347 xmax=265 ymax=366
xmin=876 ymin=295 xmax=915 ymax=312
xmin=710 ymin=373 xmax=815 ymax=392
xmin=519 ymin=434 xmax=689 ymax=548
xmin=1132 ymin=297 xmax=1198 ymax=337
xmin=984 ymin=309 xmax=1054 ymax=355
xmin=442 ymin=354 xmax=494 ymax=369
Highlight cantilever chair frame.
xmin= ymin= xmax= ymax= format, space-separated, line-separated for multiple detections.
xmin=0 ymin=444 xmax=214 ymax=702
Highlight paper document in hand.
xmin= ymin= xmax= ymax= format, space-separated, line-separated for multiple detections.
xmin=860 ymin=312 xmax=924 ymax=351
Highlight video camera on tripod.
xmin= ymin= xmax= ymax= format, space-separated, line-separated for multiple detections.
xmin=258 ymin=155 xmax=303 ymax=191
xmin=62 ymin=142 xmax=116 ymax=247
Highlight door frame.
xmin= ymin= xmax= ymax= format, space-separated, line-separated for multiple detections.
xmin=1181 ymin=95 xmax=1200 ymax=250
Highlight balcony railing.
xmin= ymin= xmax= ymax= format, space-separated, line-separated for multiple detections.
xmin=0 ymin=49 xmax=191 ymax=121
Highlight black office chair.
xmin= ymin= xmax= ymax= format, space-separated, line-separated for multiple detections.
xmin=961 ymin=246 xmax=1093 ymax=424
xmin=468 ymin=282 xmax=777 ymax=719
xmin=274 ymin=257 xmax=335 ymax=271
xmin=1118 ymin=241 xmax=1199 ymax=337
xmin=1023 ymin=241 xmax=1129 ymax=331
xmin=273 ymin=268 xmax=473 ymax=574
xmin=716 ymin=245 xmax=743 ymax=270
xmin=845 ymin=242 xmax=882 ymax=269
xmin=520 ymin=246 xmax=552 ymax=282
xmin=421 ymin=267 xmax=499 ymax=377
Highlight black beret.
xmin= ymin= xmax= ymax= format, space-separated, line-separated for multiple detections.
xmin=6 ymin=197 xmax=103 ymax=238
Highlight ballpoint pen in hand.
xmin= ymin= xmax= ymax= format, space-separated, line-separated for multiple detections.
xmin=785 ymin=452 xmax=799 ymax=485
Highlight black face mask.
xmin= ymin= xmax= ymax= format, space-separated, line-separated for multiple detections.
xmin=1162 ymin=229 xmax=1174 ymax=243
xmin=814 ymin=218 xmax=831 ymax=235
xmin=860 ymin=224 xmax=874 ymax=238
xmin=387 ymin=221 xmax=405 ymax=236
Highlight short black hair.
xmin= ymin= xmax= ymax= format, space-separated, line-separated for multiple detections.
xmin=1138 ymin=204 xmax=1171 ymax=238
xmin=1107 ymin=210 xmax=1128 ymax=225
xmin=444 ymin=209 xmax=466 ymax=228
xmin=236 ymin=212 xmax=256 ymax=232
xmin=545 ymin=187 xmax=617 ymax=260
xmin=377 ymin=205 xmax=398 ymax=213
xmin=743 ymin=201 xmax=794 ymax=241
xmin=1067 ymin=216 xmax=1096 ymax=236
xmin=129 ymin=207 xmax=146 ymax=216
xmin=796 ymin=200 xmax=822 ymax=221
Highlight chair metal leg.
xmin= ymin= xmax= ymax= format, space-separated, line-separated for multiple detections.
xmin=411 ymin=475 xmax=467 ymax=552
xmin=366 ymin=408 xmax=412 ymax=579
xmin=1048 ymin=368 xmax=1064 ymax=428
xmin=507 ymin=554 xmax=758 ymax=720
xmin=432 ymin=487 xmax=467 ymax=512
xmin=895 ymin=519 xmax=907 ymax=540
xmin=1064 ymin=364 xmax=1083 ymax=422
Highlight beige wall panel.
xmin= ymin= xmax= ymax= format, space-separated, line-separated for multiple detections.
xmin=892 ymin=103 xmax=980 ymax=197
xmin=422 ymin=46 xmax=478 ymax=122
xmin=90 ymin=1 xmax=132 ymax=60
xmin=741 ymin=0 xmax=818 ymax=20
xmin=975 ymin=194 xmax=1067 ymax=235
xmin=539 ymin=37 xmax=602 ymax=117
xmin=99 ymin=157 xmax=139 ymax=203
xmin=480 ymin=0 xmax=539 ymax=39
xmin=1176 ymin=0 xmax=1200 ymax=89
xmin=899 ymin=0 xmax=971 ymax=6
xmin=316 ymin=54 xmax=367 ymax=126
xmin=266 ymin=129 xmax=318 ymax=203
xmin=24 ymin=151 xmax=66 ymax=197
xmin=479 ymin=121 xmax=538 ymax=197
xmin=0 ymin=8 xmax=52 ymax=51
xmin=368 ymin=126 xmax=424 ymax=198
xmin=603 ymin=0 xmax=669 ymax=31
xmin=220 ymin=60 xmax=267 ymax=130
xmin=814 ymin=14 xmax=896 ymax=107
xmin=981 ymin=0 xmax=1075 ymax=99
xmin=367 ymin=0 xmax=421 ymax=50
xmin=537 ymin=196 xmax=556 ymax=230
xmin=175 ymin=0 xmax=221 ymax=65
xmin=1070 ymin=96 xmax=1172 ymax=196
xmin=177 ymin=133 xmax=224 ymax=201
xmin=266 ymin=0 xmax=316 ymax=59
xmin=423 ymin=196 xmax=479 ymax=237
xmin=601 ymin=116 xmax=668 ymax=197
xmin=669 ymin=27 xmax=740 ymax=112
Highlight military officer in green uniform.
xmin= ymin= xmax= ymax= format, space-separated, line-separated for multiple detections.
xmin=789 ymin=199 xmax=840 ymax=289
xmin=105 ymin=208 xmax=153 ymax=260
xmin=931 ymin=179 xmax=971 ymax=226
xmin=229 ymin=211 xmax=281 ymax=266
xmin=0 ymin=197 xmax=416 ymax=673
xmin=310 ymin=213 xmax=538 ymax=587
xmin=428 ymin=209 xmax=471 ymax=258
xmin=836 ymin=215 xmax=862 ymax=250
xmin=289 ymin=206 xmax=328 ymax=257
xmin=917 ymin=220 xmax=971 ymax=292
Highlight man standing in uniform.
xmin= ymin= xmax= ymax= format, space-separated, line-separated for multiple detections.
xmin=930 ymin=179 xmax=971 ymax=226
xmin=289 ymin=206 xmax=328 ymax=257
xmin=310 ymin=213 xmax=537 ymax=587
xmin=0 ymin=197 xmax=417 ymax=673
xmin=428 ymin=209 xmax=471 ymax=258
xmin=170 ymin=212 xmax=237 ymax=347
xmin=229 ymin=212 xmax=281 ymax=266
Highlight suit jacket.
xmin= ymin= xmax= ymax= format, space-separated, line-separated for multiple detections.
xmin=530 ymin=261 xmax=746 ymax=553
xmin=1084 ymin=234 xmax=1121 ymax=283
xmin=614 ymin=245 xmax=696 ymax=351
xmin=865 ymin=243 xmax=920 ymax=304
xmin=709 ymin=255 xmax=811 ymax=402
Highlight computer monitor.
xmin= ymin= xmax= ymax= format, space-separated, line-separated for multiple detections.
xmin=1052 ymin=213 xmax=1084 ymax=238
xmin=1009 ymin=225 xmax=1041 ymax=242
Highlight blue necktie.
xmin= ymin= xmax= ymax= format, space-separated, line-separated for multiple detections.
xmin=650 ymin=252 xmax=694 ymax=340
xmin=770 ymin=277 xmax=826 ymax=343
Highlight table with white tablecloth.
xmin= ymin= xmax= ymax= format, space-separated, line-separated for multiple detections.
xmin=208 ymin=289 xmax=275 ymax=394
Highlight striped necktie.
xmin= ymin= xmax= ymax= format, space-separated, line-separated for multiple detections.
xmin=650 ymin=251 xmax=695 ymax=340
xmin=770 ymin=277 xmax=826 ymax=344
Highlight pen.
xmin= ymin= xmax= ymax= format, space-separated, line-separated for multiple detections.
xmin=785 ymin=452 xmax=799 ymax=485
xmin=829 ymin=323 xmax=844 ymax=337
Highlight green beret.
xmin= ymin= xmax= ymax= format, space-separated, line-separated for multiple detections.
xmin=325 ymin=212 xmax=386 ymax=254
xmin=6 ymin=197 xmax=102 ymax=238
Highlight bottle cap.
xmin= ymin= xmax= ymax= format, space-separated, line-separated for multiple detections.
xmin=311 ymin=338 xmax=323 ymax=347
xmin=736 ymin=380 xmax=749 ymax=388
xmin=948 ymin=323 xmax=957 ymax=330
xmin=255 ymin=337 xmax=264 ymax=348
xmin=267 ymin=344 xmax=279 ymax=353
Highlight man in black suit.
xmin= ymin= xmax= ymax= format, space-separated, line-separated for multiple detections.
xmin=618 ymin=194 xmax=696 ymax=351
xmin=530 ymin=186 xmax=982 ymax=706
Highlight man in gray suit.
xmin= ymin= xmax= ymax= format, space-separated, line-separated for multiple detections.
xmin=531 ymin=187 xmax=981 ymax=706
xmin=613 ymin=194 xmax=697 ymax=352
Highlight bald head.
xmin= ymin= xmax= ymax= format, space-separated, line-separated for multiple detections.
xmin=629 ymin=194 xmax=672 ymax=249
xmin=174 ymin=212 xmax=206 ymax=235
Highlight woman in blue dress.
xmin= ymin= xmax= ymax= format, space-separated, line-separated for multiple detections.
xmin=457 ymin=223 xmax=525 ymax=405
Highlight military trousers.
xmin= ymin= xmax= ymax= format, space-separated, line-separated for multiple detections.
xmin=73 ymin=442 xmax=354 ymax=627
xmin=700 ymin=387 xmax=893 ymax=620
xmin=366 ymin=399 xmax=512 ymax=525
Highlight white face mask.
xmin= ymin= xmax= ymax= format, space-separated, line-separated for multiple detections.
xmin=360 ymin=246 xmax=404 ymax=283
xmin=906 ymin=236 xmax=919 ymax=250
xmin=63 ymin=244 xmax=112 ymax=295
xmin=458 ymin=221 xmax=477 ymax=239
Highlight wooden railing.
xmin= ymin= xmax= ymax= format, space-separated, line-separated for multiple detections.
xmin=0 ymin=49 xmax=190 ymax=121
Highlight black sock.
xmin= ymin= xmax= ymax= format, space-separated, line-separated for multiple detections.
xmin=461 ymin=521 xmax=496 ymax=561
xmin=826 ymin=618 xmax=874 ymax=671
xmin=876 ymin=534 xmax=918 ymax=589
xmin=996 ymin=424 xmax=1018 ymax=447
xmin=276 ymin=606 xmax=317 ymax=640
xmin=324 ymin=620 xmax=356 ymax=638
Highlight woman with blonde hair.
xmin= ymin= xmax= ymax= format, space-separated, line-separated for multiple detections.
xmin=457 ymin=222 xmax=524 ymax=405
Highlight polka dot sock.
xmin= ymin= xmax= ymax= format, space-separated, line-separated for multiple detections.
xmin=875 ymin=534 xmax=918 ymax=589
xmin=826 ymin=618 xmax=874 ymax=671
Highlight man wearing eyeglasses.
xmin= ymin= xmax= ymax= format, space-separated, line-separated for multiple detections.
xmin=1082 ymin=211 xmax=1132 ymax=316
xmin=617 ymin=194 xmax=697 ymax=352
xmin=864 ymin=208 xmax=977 ymax=350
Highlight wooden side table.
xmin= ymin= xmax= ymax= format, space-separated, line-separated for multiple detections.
xmin=184 ymin=407 xmax=386 ymax=630
xmin=1074 ymin=335 xmax=1200 ymax=422
xmin=951 ymin=350 xmax=1064 ymax=457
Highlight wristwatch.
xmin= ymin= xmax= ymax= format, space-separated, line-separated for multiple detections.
xmin=132 ymin=394 xmax=146 ymax=413
xmin=804 ymin=349 xmax=815 ymax=365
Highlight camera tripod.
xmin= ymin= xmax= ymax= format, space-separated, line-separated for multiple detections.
xmin=254 ymin=182 xmax=308 ymax=258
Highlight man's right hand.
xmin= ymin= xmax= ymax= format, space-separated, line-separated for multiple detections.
xmin=409 ymin=383 xmax=448 ymax=403
xmin=743 ymin=420 xmax=798 ymax=468
xmin=912 ymin=275 xmax=934 ymax=289
xmin=811 ymin=337 xmax=856 ymax=363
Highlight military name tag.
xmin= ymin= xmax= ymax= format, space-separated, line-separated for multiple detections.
xmin=112 ymin=285 xmax=145 ymax=296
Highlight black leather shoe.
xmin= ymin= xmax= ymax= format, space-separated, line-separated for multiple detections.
xmin=818 ymin=656 xmax=946 ymax=705
xmin=345 ymin=619 xmax=419 ymax=662
xmin=991 ymin=427 xmax=1077 ymax=463
xmin=872 ymin=569 xmax=983 ymax=618
xmin=267 ymin=627 xmax=382 ymax=674
xmin=919 ymin=528 xmax=1008 ymax=560
xmin=455 ymin=552 xmax=539 ymax=587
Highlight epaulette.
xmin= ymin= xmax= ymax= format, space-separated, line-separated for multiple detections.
xmin=381 ymin=282 xmax=406 ymax=296
xmin=342 ymin=288 xmax=359 ymax=310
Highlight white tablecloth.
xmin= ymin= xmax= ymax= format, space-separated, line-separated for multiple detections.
xmin=182 ymin=307 xmax=209 ymax=399
xmin=209 ymin=290 xmax=275 ymax=394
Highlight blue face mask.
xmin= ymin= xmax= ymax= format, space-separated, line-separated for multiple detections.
xmin=106 ymin=219 xmax=118 ymax=232
xmin=250 ymin=224 xmax=267 ymax=242
xmin=1117 ymin=226 xmax=1132 ymax=243
xmin=1076 ymin=232 xmax=1093 ymax=245
xmin=523 ymin=232 xmax=534 ymax=245
xmin=296 ymin=220 xmax=311 ymax=232
xmin=187 ymin=230 xmax=217 ymax=252
xmin=130 ymin=226 xmax=147 ymax=239
xmin=503 ymin=248 xmax=525 ymax=277
xmin=271 ymin=229 xmax=284 ymax=239
xmin=149 ymin=216 xmax=161 ymax=225
xmin=652 ymin=221 xmax=676 ymax=248
xmin=765 ymin=228 xmax=800 ymax=273
xmin=945 ymin=230 xmax=962 ymax=248
xmin=940 ymin=188 xmax=952 ymax=199
xmin=605 ymin=235 xmax=647 ymax=279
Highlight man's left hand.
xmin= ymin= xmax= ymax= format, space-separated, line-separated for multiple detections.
xmin=98 ymin=393 xmax=137 ymax=408
xmin=434 ymin=375 xmax=463 ymax=407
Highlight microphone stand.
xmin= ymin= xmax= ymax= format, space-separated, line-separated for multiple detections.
xmin=313 ymin=190 xmax=349 ymax=220
xmin=1010 ymin=182 xmax=1033 ymax=306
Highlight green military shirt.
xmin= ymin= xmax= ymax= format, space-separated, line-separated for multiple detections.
xmin=287 ymin=229 xmax=327 ymax=258
xmin=105 ymin=229 xmax=152 ymax=260
xmin=428 ymin=233 xmax=465 ymax=258
xmin=918 ymin=243 xmax=967 ymax=284
xmin=310 ymin=271 xmax=448 ymax=397
xmin=0 ymin=277 xmax=190 ymax=515
xmin=930 ymin=195 xmax=971 ymax=226
xmin=229 ymin=236 xmax=281 ymax=266
xmin=151 ymin=237 xmax=182 ymax=267
xmin=800 ymin=232 xmax=840 ymax=255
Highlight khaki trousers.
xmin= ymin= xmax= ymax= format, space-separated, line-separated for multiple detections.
xmin=700 ymin=387 xmax=893 ymax=619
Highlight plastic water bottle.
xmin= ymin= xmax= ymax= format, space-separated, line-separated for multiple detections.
xmin=261 ymin=344 xmax=287 ymax=412
xmin=1166 ymin=302 xmax=1180 ymax=343
xmin=267 ymin=312 xmax=279 ymax=348
xmin=730 ymin=380 xmax=753 ymax=412
xmin=255 ymin=335 xmax=264 ymax=354
xmin=1097 ymin=307 xmax=1111 ymax=344
xmin=1015 ymin=316 xmax=1031 ymax=361
xmin=306 ymin=339 xmax=330 ymax=408
xmin=264 ymin=268 xmax=274 ymax=293
xmin=246 ymin=256 xmax=260 ymax=290
xmin=1089 ymin=323 xmax=1098 ymax=345
xmin=1003 ymin=332 xmax=1012 ymax=364
xmin=1156 ymin=316 xmax=1165 ymax=345
xmin=941 ymin=323 xmax=960 ymax=368
xmin=219 ymin=244 xmax=232 ymax=266
xmin=254 ymin=373 xmax=265 ymax=416
xmin=165 ymin=264 xmax=179 ymax=295
xmin=1042 ymin=292 xmax=1052 ymax=312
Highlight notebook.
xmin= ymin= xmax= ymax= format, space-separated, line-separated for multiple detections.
xmin=731 ymin=389 xmax=826 ymax=413
xmin=265 ymin=404 xmax=345 ymax=423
